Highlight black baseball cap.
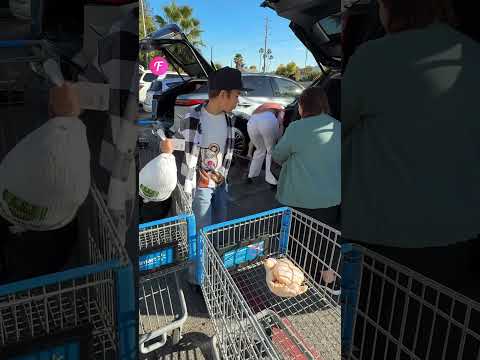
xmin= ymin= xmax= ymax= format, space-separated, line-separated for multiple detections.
xmin=208 ymin=67 xmax=251 ymax=92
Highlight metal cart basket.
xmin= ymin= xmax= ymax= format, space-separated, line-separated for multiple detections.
xmin=138 ymin=214 xmax=196 ymax=355
xmin=199 ymin=207 xmax=342 ymax=360
xmin=0 ymin=184 xmax=135 ymax=360
xmin=341 ymin=244 xmax=480 ymax=360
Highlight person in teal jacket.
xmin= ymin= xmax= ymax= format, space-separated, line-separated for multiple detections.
xmin=272 ymin=87 xmax=340 ymax=228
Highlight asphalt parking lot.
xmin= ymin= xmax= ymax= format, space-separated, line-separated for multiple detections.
xmin=138 ymin=134 xmax=284 ymax=359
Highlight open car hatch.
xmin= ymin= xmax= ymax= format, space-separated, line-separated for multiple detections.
xmin=139 ymin=24 xmax=214 ymax=79
xmin=261 ymin=0 xmax=342 ymax=68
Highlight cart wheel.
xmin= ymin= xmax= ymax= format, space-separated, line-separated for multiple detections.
xmin=172 ymin=327 xmax=182 ymax=345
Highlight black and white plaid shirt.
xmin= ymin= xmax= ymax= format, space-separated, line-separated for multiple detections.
xmin=179 ymin=104 xmax=235 ymax=195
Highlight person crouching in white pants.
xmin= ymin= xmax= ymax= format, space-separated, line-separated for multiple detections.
xmin=247 ymin=103 xmax=285 ymax=186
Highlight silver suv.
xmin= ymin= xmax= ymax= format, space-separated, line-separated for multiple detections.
xmin=140 ymin=24 xmax=304 ymax=156
xmin=172 ymin=73 xmax=304 ymax=155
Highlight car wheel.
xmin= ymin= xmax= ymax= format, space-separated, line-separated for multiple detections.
xmin=232 ymin=127 xmax=247 ymax=157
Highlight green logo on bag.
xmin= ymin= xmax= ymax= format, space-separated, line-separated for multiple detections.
xmin=140 ymin=184 xmax=159 ymax=199
xmin=3 ymin=189 xmax=48 ymax=222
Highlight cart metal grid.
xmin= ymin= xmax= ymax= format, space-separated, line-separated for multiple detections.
xmin=199 ymin=207 xmax=342 ymax=360
xmin=138 ymin=214 xmax=196 ymax=354
xmin=139 ymin=269 xmax=187 ymax=354
xmin=0 ymin=184 xmax=135 ymax=360
xmin=136 ymin=121 xmax=160 ymax=169
xmin=170 ymin=182 xmax=193 ymax=217
xmin=341 ymin=244 xmax=480 ymax=360
xmin=139 ymin=214 xmax=196 ymax=272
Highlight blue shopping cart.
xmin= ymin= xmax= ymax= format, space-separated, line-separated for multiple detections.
xmin=138 ymin=213 xmax=196 ymax=355
xmin=198 ymin=207 xmax=342 ymax=360
xmin=0 ymin=184 xmax=135 ymax=360
xmin=341 ymin=244 xmax=480 ymax=360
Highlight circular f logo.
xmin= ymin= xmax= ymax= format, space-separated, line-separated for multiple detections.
xmin=149 ymin=56 xmax=169 ymax=76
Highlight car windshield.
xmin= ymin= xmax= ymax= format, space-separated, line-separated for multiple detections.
xmin=149 ymin=81 xmax=162 ymax=91
xmin=318 ymin=15 xmax=342 ymax=36
xmin=143 ymin=73 xmax=158 ymax=82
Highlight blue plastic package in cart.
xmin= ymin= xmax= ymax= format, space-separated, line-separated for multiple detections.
xmin=139 ymin=247 xmax=174 ymax=272
xmin=10 ymin=342 xmax=81 ymax=360
xmin=3 ymin=326 xmax=91 ymax=359
xmin=223 ymin=241 xmax=265 ymax=269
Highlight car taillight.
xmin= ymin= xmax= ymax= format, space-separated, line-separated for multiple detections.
xmin=175 ymin=99 xmax=207 ymax=106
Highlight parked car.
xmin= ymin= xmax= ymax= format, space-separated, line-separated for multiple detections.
xmin=139 ymin=24 xmax=304 ymax=157
xmin=143 ymin=72 xmax=190 ymax=113
xmin=173 ymin=73 xmax=305 ymax=155
xmin=139 ymin=69 xmax=158 ymax=106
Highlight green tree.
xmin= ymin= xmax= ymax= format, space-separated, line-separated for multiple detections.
xmin=248 ymin=65 xmax=257 ymax=72
xmin=285 ymin=62 xmax=298 ymax=78
xmin=276 ymin=62 xmax=299 ymax=79
xmin=214 ymin=62 xmax=223 ymax=70
xmin=233 ymin=53 xmax=245 ymax=70
xmin=275 ymin=64 xmax=287 ymax=76
xmin=305 ymin=70 xmax=322 ymax=81
xmin=155 ymin=1 xmax=205 ymax=48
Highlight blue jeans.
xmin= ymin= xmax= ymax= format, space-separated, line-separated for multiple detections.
xmin=192 ymin=183 xmax=228 ymax=232
xmin=189 ymin=183 xmax=228 ymax=285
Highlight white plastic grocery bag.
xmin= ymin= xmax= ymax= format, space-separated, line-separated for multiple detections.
xmin=139 ymin=153 xmax=177 ymax=203
xmin=0 ymin=116 xmax=91 ymax=231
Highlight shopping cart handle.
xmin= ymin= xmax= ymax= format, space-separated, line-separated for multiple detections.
xmin=137 ymin=119 xmax=158 ymax=125
xmin=0 ymin=40 xmax=42 ymax=48
xmin=139 ymin=333 xmax=167 ymax=354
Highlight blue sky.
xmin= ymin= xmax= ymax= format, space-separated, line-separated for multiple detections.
xmin=148 ymin=0 xmax=317 ymax=71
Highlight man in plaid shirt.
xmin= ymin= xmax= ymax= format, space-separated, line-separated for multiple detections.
xmin=162 ymin=67 xmax=249 ymax=231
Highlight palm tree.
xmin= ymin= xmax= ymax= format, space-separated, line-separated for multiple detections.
xmin=233 ymin=53 xmax=244 ymax=70
xmin=155 ymin=1 xmax=205 ymax=48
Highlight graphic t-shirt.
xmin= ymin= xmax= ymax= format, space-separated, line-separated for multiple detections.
xmin=198 ymin=107 xmax=228 ymax=188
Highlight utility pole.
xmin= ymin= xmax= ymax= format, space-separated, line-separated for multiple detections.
xmin=304 ymin=48 xmax=308 ymax=68
xmin=140 ymin=0 xmax=147 ymax=38
xmin=263 ymin=17 xmax=268 ymax=73
xmin=210 ymin=46 xmax=213 ymax=63
xmin=259 ymin=48 xmax=264 ymax=71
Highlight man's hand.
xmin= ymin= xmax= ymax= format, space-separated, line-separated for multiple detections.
xmin=160 ymin=139 xmax=174 ymax=154
xmin=198 ymin=169 xmax=210 ymax=188
xmin=49 ymin=83 xmax=80 ymax=117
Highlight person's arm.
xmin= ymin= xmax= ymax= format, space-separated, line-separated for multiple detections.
xmin=272 ymin=125 xmax=293 ymax=165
